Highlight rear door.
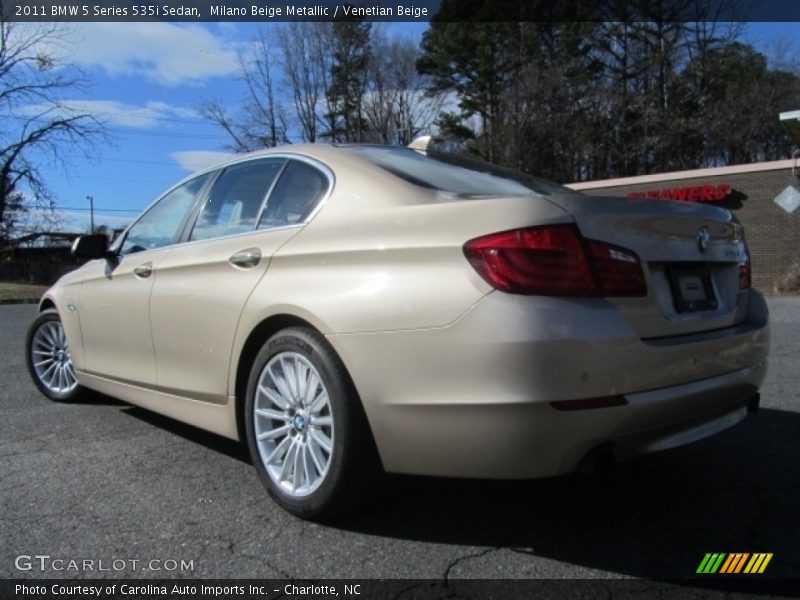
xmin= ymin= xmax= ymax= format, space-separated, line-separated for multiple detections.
xmin=148 ymin=157 xmax=331 ymax=403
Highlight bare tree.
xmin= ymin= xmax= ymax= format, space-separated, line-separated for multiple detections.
xmin=323 ymin=19 xmax=372 ymax=142
xmin=277 ymin=22 xmax=323 ymax=142
xmin=199 ymin=31 xmax=288 ymax=152
xmin=206 ymin=23 xmax=442 ymax=149
xmin=363 ymin=32 xmax=445 ymax=145
xmin=0 ymin=18 xmax=106 ymax=242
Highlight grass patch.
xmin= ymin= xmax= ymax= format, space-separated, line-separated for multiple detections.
xmin=0 ymin=281 xmax=48 ymax=302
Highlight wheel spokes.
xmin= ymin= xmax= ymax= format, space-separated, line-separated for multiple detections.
xmin=31 ymin=319 xmax=78 ymax=395
xmin=265 ymin=435 xmax=292 ymax=465
xmin=257 ymin=424 xmax=291 ymax=441
xmin=307 ymin=438 xmax=327 ymax=477
xmin=269 ymin=363 xmax=294 ymax=407
xmin=312 ymin=415 xmax=333 ymax=428
xmin=257 ymin=386 xmax=291 ymax=411
xmin=309 ymin=428 xmax=332 ymax=454
xmin=255 ymin=407 xmax=290 ymax=421
xmin=254 ymin=351 xmax=335 ymax=497
xmin=303 ymin=371 xmax=319 ymax=407
xmin=40 ymin=361 xmax=58 ymax=386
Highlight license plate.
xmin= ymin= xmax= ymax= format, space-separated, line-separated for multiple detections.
xmin=668 ymin=266 xmax=717 ymax=313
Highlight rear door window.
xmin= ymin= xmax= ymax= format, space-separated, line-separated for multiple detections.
xmin=258 ymin=160 xmax=328 ymax=230
xmin=190 ymin=158 xmax=285 ymax=241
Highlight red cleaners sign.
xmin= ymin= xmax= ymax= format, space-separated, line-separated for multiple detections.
xmin=627 ymin=183 xmax=732 ymax=203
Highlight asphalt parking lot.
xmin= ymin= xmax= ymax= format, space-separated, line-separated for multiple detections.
xmin=2 ymin=299 xmax=799 ymax=583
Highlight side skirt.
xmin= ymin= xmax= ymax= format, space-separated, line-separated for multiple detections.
xmin=76 ymin=370 xmax=240 ymax=441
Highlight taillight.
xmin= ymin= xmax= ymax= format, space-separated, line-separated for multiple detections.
xmin=463 ymin=225 xmax=596 ymax=295
xmin=739 ymin=247 xmax=751 ymax=289
xmin=463 ymin=224 xmax=646 ymax=297
xmin=587 ymin=240 xmax=647 ymax=297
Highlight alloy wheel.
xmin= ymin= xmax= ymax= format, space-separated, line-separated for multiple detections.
xmin=253 ymin=351 xmax=335 ymax=497
xmin=30 ymin=320 xmax=78 ymax=395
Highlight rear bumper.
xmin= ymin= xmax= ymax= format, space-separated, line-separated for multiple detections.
xmin=328 ymin=289 xmax=769 ymax=478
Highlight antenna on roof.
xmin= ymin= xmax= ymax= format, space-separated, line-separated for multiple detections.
xmin=408 ymin=135 xmax=432 ymax=153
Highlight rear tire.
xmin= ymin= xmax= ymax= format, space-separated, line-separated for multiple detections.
xmin=245 ymin=326 xmax=381 ymax=520
xmin=26 ymin=309 xmax=88 ymax=402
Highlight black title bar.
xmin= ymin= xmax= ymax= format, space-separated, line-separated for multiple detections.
xmin=3 ymin=579 xmax=799 ymax=600
xmin=4 ymin=0 xmax=800 ymax=22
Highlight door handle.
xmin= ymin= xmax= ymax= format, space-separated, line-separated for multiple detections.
xmin=132 ymin=262 xmax=153 ymax=278
xmin=229 ymin=248 xmax=261 ymax=269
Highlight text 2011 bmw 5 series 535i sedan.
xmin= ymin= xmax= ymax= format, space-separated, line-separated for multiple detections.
xmin=26 ymin=143 xmax=769 ymax=519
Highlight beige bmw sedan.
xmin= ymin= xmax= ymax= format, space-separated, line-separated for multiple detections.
xmin=26 ymin=143 xmax=769 ymax=519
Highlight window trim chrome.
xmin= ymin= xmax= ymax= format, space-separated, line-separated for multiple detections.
xmin=253 ymin=159 xmax=290 ymax=231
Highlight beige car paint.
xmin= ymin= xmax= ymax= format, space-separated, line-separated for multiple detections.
xmin=150 ymin=226 xmax=300 ymax=404
xmin=326 ymin=289 xmax=768 ymax=477
xmin=38 ymin=144 xmax=770 ymax=478
xmin=75 ymin=248 xmax=172 ymax=385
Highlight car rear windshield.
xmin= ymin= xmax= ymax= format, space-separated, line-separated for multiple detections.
xmin=343 ymin=146 xmax=573 ymax=197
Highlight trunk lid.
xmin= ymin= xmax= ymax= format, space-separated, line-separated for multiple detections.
xmin=548 ymin=193 xmax=750 ymax=339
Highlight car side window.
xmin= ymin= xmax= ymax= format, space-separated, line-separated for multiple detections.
xmin=120 ymin=174 xmax=211 ymax=255
xmin=190 ymin=158 xmax=285 ymax=241
xmin=258 ymin=160 xmax=328 ymax=230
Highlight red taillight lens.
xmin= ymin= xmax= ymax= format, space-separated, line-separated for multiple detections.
xmin=464 ymin=224 xmax=646 ymax=297
xmin=587 ymin=240 xmax=647 ymax=297
xmin=739 ymin=247 xmax=751 ymax=289
xmin=463 ymin=225 xmax=596 ymax=295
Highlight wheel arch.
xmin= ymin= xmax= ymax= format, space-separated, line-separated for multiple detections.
xmin=233 ymin=314 xmax=369 ymax=444
xmin=39 ymin=297 xmax=57 ymax=312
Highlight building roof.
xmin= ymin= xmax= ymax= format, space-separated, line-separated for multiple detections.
xmin=568 ymin=159 xmax=797 ymax=191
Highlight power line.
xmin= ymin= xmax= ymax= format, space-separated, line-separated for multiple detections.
xmin=71 ymin=156 xmax=232 ymax=167
xmin=58 ymin=207 xmax=140 ymax=212
xmin=1 ymin=111 xmax=218 ymax=127
xmin=102 ymin=157 xmax=184 ymax=166
xmin=2 ymin=113 xmax=225 ymax=140
xmin=70 ymin=175 xmax=174 ymax=184
xmin=111 ymin=127 xmax=223 ymax=140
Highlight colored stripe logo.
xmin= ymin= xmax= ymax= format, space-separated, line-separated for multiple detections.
xmin=697 ymin=553 xmax=773 ymax=574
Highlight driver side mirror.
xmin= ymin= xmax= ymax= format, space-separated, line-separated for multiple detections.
xmin=71 ymin=234 xmax=113 ymax=260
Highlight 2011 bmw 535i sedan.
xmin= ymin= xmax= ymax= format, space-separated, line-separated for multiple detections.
xmin=26 ymin=142 xmax=769 ymax=519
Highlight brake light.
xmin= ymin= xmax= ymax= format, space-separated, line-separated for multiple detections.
xmin=463 ymin=225 xmax=596 ymax=295
xmin=739 ymin=247 xmax=751 ymax=289
xmin=463 ymin=224 xmax=646 ymax=297
xmin=587 ymin=240 xmax=647 ymax=297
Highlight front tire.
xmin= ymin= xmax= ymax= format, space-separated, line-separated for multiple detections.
xmin=245 ymin=327 xmax=380 ymax=520
xmin=26 ymin=309 xmax=86 ymax=402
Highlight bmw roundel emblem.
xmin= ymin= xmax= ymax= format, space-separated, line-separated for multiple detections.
xmin=697 ymin=226 xmax=711 ymax=253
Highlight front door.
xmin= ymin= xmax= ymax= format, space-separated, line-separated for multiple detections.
xmin=77 ymin=173 xmax=211 ymax=385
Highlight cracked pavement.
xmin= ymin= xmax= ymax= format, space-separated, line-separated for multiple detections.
xmin=1 ymin=299 xmax=798 ymax=584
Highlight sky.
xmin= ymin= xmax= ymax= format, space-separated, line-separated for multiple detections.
xmin=10 ymin=20 xmax=800 ymax=234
